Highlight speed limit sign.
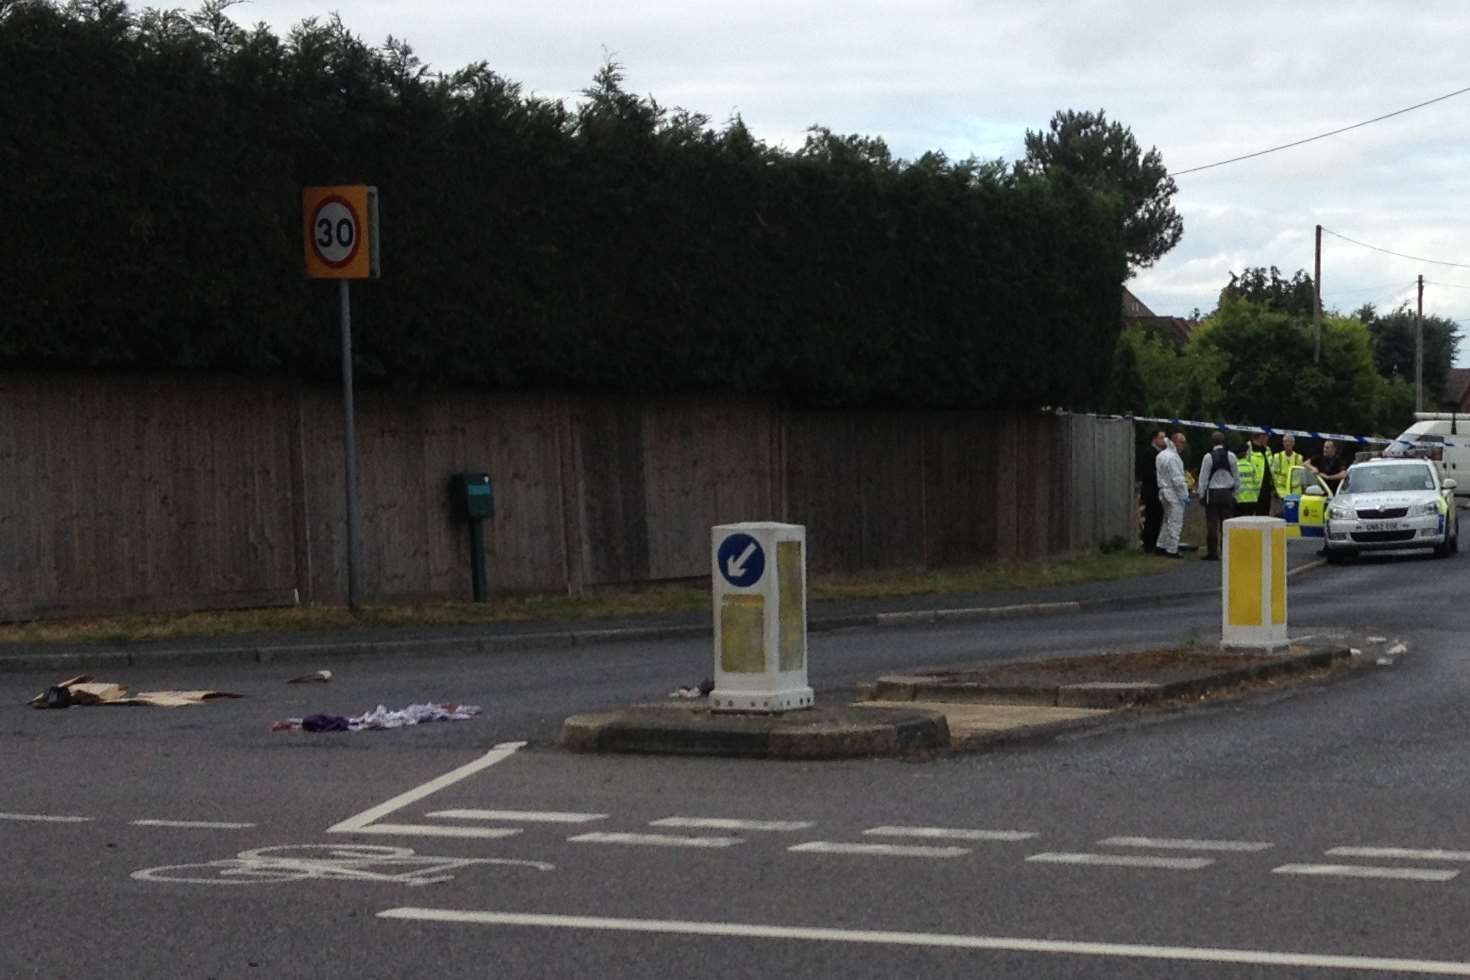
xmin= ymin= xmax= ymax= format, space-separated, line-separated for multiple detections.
xmin=303 ymin=186 xmax=379 ymax=279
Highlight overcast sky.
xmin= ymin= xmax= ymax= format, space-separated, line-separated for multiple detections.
xmin=229 ymin=0 xmax=1470 ymax=353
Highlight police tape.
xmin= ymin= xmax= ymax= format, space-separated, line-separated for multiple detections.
xmin=1121 ymin=415 xmax=1453 ymax=452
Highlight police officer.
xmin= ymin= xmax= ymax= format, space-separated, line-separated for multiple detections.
xmin=1236 ymin=431 xmax=1276 ymax=517
xmin=1269 ymin=433 xmax=1304 ymax=517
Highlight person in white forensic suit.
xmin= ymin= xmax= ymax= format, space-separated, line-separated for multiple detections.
xmin=1154 ymin=436 xmax=1189 ymax=558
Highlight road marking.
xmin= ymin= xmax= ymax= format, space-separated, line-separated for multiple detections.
xmin=377 ymin=908 xmax=1470 ymax=976
xmin=0 ymin=812 xmax=91 ymax=824
xmin=1098 ymin=836 xmax=1273 ymax=853
xmin=1027 ymin=852 xmax=1213 ymax=870
xmin=568 ymin=832 xmax=741 ymax=849
xmin=1273 ymin=864 xmax=1459 ymax=882
xmin=135 ymin=844 xmax=553 ymax=888
xmin=864 ymin=826 xmax=1035 ymax=842
xmin=789 ymin=842 xmax=970 ymax=859
xmin=131 ymin=819 xmax=256 ymax=830
xmin=427 ymin=809 xmax=607 ymax=824
xmin=651 ymin=817 xmax=813 ymax=832
xmin=327 ymin=741 xmax=525 ymax=834
xmin=1327 ymin=846 xmax=1470 ymax=863
xmin=344 ymin=823 xmax=521 ymax=840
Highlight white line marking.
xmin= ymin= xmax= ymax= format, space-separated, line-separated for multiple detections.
xmin=1027 ymin=852 xmax=1213 ymax=870
xmin=343 ymin=823 xmax=522 ymax=840
xmin=568 ymin=832 xmax=741 ymax=849
xmin=1099 ymin=836 xmax=1272 ymax=853
xmin=427 ymin=809 xmax=607 ymax=824
xmin=789 ymin=842 xmax=970 ymax=859
xmin=377 ymin=908 xmax=1470 ymax=975
xmin=327 ymin=742 xmax=525 ymax=834
xmin=651 ymin=817 xmax=813 ymax=832
xmin=1273 ymin=864 xmax=1459 ymax=882
xmin=1328 ymin=846 xmax=1470 ymax=863
xmin=131 ymin=820 xmax=256 ymax=830
xmin=864 ymin=826 xmax=1035 ymax=842
xmin=0 ymin=812 xmax=91 ymax=824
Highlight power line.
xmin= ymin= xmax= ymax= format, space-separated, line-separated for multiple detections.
xmin=1320 ymin=227 xmax=1470 ymax=270
xmin=1323 ymin=280 xmax=1416 ymax=298
xmin=1170 ymin=84 xmax=1470 ymax=177
xmin=1424 ymin=280 xmax=1470 ymax=291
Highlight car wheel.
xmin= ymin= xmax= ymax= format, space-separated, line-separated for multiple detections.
xmin=1434 ymin=535 xmax=1453 ymax=558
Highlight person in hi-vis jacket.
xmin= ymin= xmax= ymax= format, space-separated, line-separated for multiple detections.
xmin=1154 ymin=436 xmax=1189 ymax=558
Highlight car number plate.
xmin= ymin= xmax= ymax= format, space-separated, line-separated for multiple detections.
xmin=1359 ymin=520 xmax=1408 ymax=532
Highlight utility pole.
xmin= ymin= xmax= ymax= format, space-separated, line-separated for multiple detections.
xmin=1416 ymin=274 xmax=1425 ymax=413
xmin=1313 ymin=224 xmax=1323 ymax=364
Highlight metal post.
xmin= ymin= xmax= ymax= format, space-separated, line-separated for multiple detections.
xmin=468 ymin=519 xmax=488 ymax=602
xmin=1416 ymin=275 xmax=1425 ymax=413
xmin=1313 ymin=224 xmax=1322 ymax=364
xmin=340 ymin=279 xmax=362 ymax=608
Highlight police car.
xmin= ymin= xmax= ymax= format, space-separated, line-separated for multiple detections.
xmin=1281 ymin=464 xmax=1333 ymax=539
xmin=1322 ymin=457 xmax=1458 ymax=562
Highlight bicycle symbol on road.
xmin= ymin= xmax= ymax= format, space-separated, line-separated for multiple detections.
xmin=132 ymin=844 xmax=553 ymax=887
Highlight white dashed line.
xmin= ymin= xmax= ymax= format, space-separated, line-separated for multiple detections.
xmin=569 ymin=832 xmax=742 ymax=849
xmin=0 ymin=812 xmax=91 ymax=824
xmin=427 ymin=809 xmax=607 ymax=824
xmin=1327 ymin=846 xmax=1470 ymax=863
xmin=1098 ymin=836 xmax=1273 ymax=853
xmin=864 ymin=826 xmax=1036 ymax=842
xmin=1027 ymin=852 xmax=1213 ymax=870
xmin=789 ymin=842 xmax=970 ymax=859
xmin=130 ymin=820 xmax=256 ymax=830
xmin=346 ymin=823 xmax=522 ymax=840
xmin=1273 ymin=864 xmax=1459 ymax=882
xmin=651 ymin=818 xmax=813 ymax=832
xmin=378 ymin=908 xmax=1470 ymax=976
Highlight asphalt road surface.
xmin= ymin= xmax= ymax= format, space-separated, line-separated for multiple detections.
xmin=6 ymin=550 xmax=1470 ymax=979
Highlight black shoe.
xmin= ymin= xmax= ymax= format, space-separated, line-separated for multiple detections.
xmin=1154 ymin=548 xmax=1171 ymax=556
xmin=1202 ymin=555 xmax=1219 ymax=561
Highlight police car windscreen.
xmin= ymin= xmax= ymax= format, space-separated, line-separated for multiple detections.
xmin=1342 ymin=465 xmax=1436 ymax=494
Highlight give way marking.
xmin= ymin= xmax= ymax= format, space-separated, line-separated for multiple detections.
xmin=327 ymin=742 xmax=527 ymax=840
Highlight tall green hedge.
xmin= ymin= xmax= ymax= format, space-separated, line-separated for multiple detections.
xmin=0 ymin=0 xmax=1128 ymax=408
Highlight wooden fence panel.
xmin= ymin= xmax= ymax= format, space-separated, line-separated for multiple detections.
xmin=0 ymin=372 xmax=1140 ymax=619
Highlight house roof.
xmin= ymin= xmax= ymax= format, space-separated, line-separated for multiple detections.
xmin=1122 ymin=287 xmax=1194 ymax=344
xmin=1442 ymin=367 xmax=1470 ymax=408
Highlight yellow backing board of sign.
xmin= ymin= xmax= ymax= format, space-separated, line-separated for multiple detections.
xmin=303 ymin=185 xmax=379 ymax=279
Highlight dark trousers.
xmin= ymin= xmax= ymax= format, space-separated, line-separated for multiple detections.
xmin=1205 ymin=489 xmax=1235 ymax=558
xmin=1142 ymin=496 xmax=1163 ymax=552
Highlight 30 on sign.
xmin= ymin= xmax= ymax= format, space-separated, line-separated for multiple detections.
xmin=302 ymin=186 xmax=380 ymax=279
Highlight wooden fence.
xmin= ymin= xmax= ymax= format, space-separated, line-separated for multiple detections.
xmin=0 ymin=372 xmax=1134 ymax=620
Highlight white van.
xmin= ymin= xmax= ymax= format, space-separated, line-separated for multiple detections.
xmin=1385 ymin=413 xmax=1470 ymax=501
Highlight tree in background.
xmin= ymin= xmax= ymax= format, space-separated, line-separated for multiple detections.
xmin=1018 ymin=108 xmax=1182 ymax=271
xmin=1354 ymin=303 xmax=1461 ymax=403
xmin=1219 ymin=266 xmax=1316 ymax=319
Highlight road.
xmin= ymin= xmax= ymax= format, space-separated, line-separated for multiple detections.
xmin=5 ymin=550 xmax=1470 ymax=978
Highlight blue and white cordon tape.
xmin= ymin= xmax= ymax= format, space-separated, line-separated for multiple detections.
xmin=1118 ymin=415 xmax=1458 ymax=453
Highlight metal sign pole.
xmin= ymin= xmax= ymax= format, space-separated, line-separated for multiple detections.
xmin=340 ymin=278 xmax=362 ymax=608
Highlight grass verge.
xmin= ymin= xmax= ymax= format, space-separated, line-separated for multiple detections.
xmin=0 ymin=549 xmax=1173 ymax=648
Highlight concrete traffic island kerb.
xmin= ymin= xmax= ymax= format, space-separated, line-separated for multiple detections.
xmin=868 ymin=644 xmax=1355 ymax=710
xmin=560 ymin=702 xmax=950 ymax=759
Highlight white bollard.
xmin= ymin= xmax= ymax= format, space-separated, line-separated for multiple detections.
xmin=709 ymin=522 xmax=814 ymax=713
xmin=1221 ymin=516 xmax=1288 ymax=650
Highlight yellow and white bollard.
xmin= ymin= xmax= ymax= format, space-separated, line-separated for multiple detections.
xmin=1221 ymin=516 xmax=1288 ymax=650
xmin=710 ymin=522 xmax=814 ymax=713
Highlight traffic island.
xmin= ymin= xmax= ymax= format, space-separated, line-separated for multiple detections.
xmin=560 ymin=702 xmax=950 ymax=759
xmin=870 ymin=645 xmax=1353 ymax=709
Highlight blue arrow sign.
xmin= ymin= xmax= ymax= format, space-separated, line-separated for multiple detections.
xmin=717 ymin=533 xmax=765 ymax=588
